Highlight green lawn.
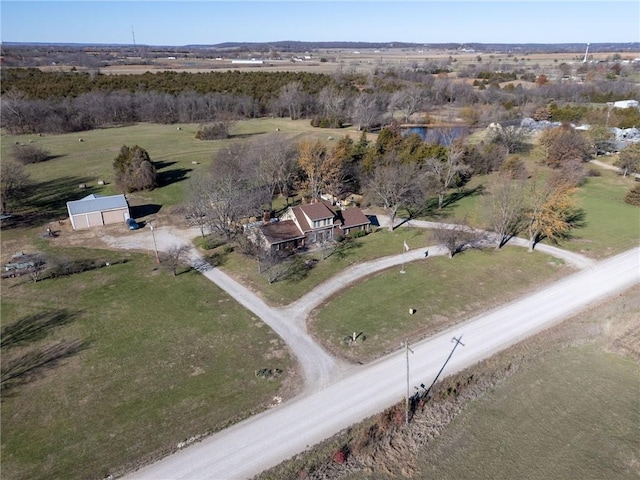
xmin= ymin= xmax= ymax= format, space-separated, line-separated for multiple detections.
xmin=0 ymin=249 xmax=292 ymax=480
xmin=310 ymin=247 xmax=570 ymax=363
xmin=219 ymin=227 xmax=428 ymax=305
xmin=418 ymin=345 xmax=640 ymax=480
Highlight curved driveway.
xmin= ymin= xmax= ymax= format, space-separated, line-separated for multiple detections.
xmin=126 ymin=246 xmax=640 ymax=479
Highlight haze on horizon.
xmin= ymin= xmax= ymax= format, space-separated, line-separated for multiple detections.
xmin=1 ymin=1 xmax=639 ymax=47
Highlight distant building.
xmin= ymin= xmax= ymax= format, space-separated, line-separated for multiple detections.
xmin=231 ymin=59 xmax=264 ymax=65
xmin=613 ymin=100 xmax=639 ymax=109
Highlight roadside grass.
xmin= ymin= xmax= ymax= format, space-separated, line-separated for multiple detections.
xmin=417 ymin=345 xmax=640 ymax=480
xmin=0 ymin=248 xmax=293 ymax=480
xmin=310 ymin=247 xmax=570 ymax=363
xmin=259 ymin=286 xmax=640 ymax=480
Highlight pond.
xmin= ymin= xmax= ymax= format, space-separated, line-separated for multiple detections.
xmin=401 ymin=126 xmax=469 ymax=146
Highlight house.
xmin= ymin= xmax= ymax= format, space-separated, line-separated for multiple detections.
xmin=247 ymin=201 xmax=371 ymax=252
xmin=66 ymin=194 xmax=130 ymax=230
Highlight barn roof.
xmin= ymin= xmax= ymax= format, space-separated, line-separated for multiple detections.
xmin=67 ymin=194 xmax=129 ymax=215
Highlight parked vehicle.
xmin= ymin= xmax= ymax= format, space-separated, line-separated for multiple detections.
xmin=126 ymin=218 xmax=140 ymax=230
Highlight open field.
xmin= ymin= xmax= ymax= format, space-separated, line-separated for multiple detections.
xmin=0 ymin=249 xmax=293 ymax=480
xmin=1 ymin=118 xmax=637 ymax=479
xmin=309 ymin=247 xmax=571 ymax=363
xmin=259 ymin=286 xmax=640 ymax=480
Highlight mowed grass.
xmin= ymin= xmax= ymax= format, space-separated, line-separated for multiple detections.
xmin=220 ymin=227 xmax=427 ymax=305
xmin=568 ymin=171 xmax=640 ymax=258
xmin=0 ymin=250 xmax=292 ymax=480
xmin=310 ymin=247 xmax=570 ymax=362
xmin=1 ymin=119 xmax=368 ymax=218
xmin=418 ymin=345 xmax=640 ymax=480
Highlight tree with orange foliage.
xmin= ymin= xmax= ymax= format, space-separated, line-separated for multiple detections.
xmin=296 ymin=140 xmax=344 ymax=202
xmin=523 ymin=172 xmax=584 ymax=252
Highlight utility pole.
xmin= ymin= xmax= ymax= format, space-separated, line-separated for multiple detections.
xmin=149 ymin=222 xmax=160 ymax=265
xmin=404 ymin=339 xmax=414 ymax=425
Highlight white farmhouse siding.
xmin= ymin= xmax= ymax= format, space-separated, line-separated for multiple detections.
xmin=66 ymin=194 xmax=130 ymax=230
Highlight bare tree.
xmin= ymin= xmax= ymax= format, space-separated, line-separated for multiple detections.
xmin=425 ymin=142 xmax=470 ymax=209
xmin=489 ymin=124 xmax=531 ymax=154
xmin=431 ymin=220 xmax=478 ymax=258
xmin=351 ymin=92 xmax=382 ymax=131
xmin=1 ymin=160 xmax=32 ymax=214
xmin=278 ymin=81 xmax=307 ymax=120
xmin=317 ymin=85 xmax=347 ymax=119
xmin=249 ymin=134 xmax=298 ymax=203
xmin=364 ymin=158 xmax=425 ymax=231
xmin=162 ymin=244 xmax=191 ymax=276
xmin=184 ymin=174 xmax=211 ymax=237
xmin=483 ymin=173 xmax=527 ymax=249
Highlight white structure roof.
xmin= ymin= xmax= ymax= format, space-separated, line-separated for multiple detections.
xmin=66 ymin=194 xmax=128 ymax=215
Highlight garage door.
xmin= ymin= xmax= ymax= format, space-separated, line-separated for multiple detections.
xmin=102 ymin=209 xmax=127 ymax=225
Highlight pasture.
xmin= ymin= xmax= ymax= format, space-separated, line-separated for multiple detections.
xmin=0 ymin=249 xmax=293 ymax=480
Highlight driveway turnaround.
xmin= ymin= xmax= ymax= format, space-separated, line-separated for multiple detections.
xmin=126 ymin=247 xmax=639 ymax=480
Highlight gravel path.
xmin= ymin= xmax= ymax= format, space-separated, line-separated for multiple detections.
xmin=99 ymin=216 xmax=597 ymax=392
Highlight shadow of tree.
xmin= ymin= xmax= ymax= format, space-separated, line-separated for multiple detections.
xmin=421 ymin=184 xmax=486 ymax=219
xmin=157 ymin=168 xmax=192 ymax=188
xmin=1 ymin=339 xmax=90 ymax=397
xmin=1 ymin=310 xmax=78 ymax=348
xmin=5 ymin=177 xmax=99 ymax=228
xmin=130 ymin=204 xmax=162 ymax=218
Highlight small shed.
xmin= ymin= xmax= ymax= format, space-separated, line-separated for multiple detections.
xmin=66 ymin=194 xmax=130 ymax=230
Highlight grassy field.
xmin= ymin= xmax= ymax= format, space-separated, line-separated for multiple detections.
xmin=416 ymin=346 xmax=639 ymax=480
xmin=309 ymin=247 xmax=570 ymax=363
xmin=0 ymin=249 xmax=293 ymax=480
xmin=0 ymin=119 xmax=368 ymax=225
xmin=259 ymin=286 xmax=640 ymax=480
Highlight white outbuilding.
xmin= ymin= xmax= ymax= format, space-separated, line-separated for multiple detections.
xmin=613 ymin=100 xmax=639 ymax=109
xmin=66 ymin=194 xmax=130 ymax=230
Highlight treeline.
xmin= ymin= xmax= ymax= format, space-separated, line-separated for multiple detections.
xmin=2 ymin=66 xmax=639 ymax=135
xmin=0 ymin=69 xmax=335 ymax=101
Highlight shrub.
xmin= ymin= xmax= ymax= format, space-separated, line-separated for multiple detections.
xmin=195 ymin=122 xmax=230 ymax=140
xmin=624 ymin=185 xmax=640 ymax=206
xmin=12 ymin=144 xmax=50 ymax=164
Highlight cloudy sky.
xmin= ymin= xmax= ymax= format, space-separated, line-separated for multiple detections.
xmin=1 ymin=1 xmax=639 ymax=45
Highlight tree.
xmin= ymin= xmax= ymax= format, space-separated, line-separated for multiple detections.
xmin=204 ymin=143 xmax=272 ymax=240
xmin=483 ymin=173 xmax=526 ymax=249
xmin=351 ymin=92 xmax=382 ymax=131
xmin=425 ymin=142 xmax=470 ymax=209
xmin=249 ymin=134 xmax=298 ymax=203
xmin=184 ymin=174 xmax=212 ymax=238
xmin=614 ymin=144 xmax=640 ymax=177
xmin=364 ymin=158 xmax=425 ymax=231
xmin=113 ymin=145 xmax=157 ymax=193
xmin=278 ymin=81 xmax=307 ymax=120
xmin=523 ymin=174 xmax=583 ymax=252
xmin=296 ymin=140 xmax=343 ymax=202
xmin=489 ymin=124 xmax=531 ymax=154
xmin=538 ymin=125 xmax=590 ymax=168
xmin=431 ymin=220 xmax=478 ymax=258
xmin=162 ymin=244 xmax=191 ymax=276
xmin=0 ymin=160 xmax=32 ymax=214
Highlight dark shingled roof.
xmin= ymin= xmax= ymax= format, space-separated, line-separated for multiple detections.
xmin=259 ymin=220 xmax=306 ymax=245
xmin=334 ymin=207 xmax=370 ymax=229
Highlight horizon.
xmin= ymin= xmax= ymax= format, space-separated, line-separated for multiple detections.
xmin=1 ymin=1 xmax=639 ymax=46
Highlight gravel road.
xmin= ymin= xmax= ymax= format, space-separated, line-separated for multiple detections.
xmin=126 ymin=247 xmax=639 ymax=479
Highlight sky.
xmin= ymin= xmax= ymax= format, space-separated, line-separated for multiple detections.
xmin=1 ymin=1 xmax=639 ymax=46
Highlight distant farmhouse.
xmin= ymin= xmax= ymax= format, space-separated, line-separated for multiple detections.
xmin=66 ymin=194 xmax=130 ymax=230
xmin=246 ymin=200 xmax=371 ymax=252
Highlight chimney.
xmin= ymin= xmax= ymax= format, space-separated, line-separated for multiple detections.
xmin=263 ymin=210 xmax=271 ymax=224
